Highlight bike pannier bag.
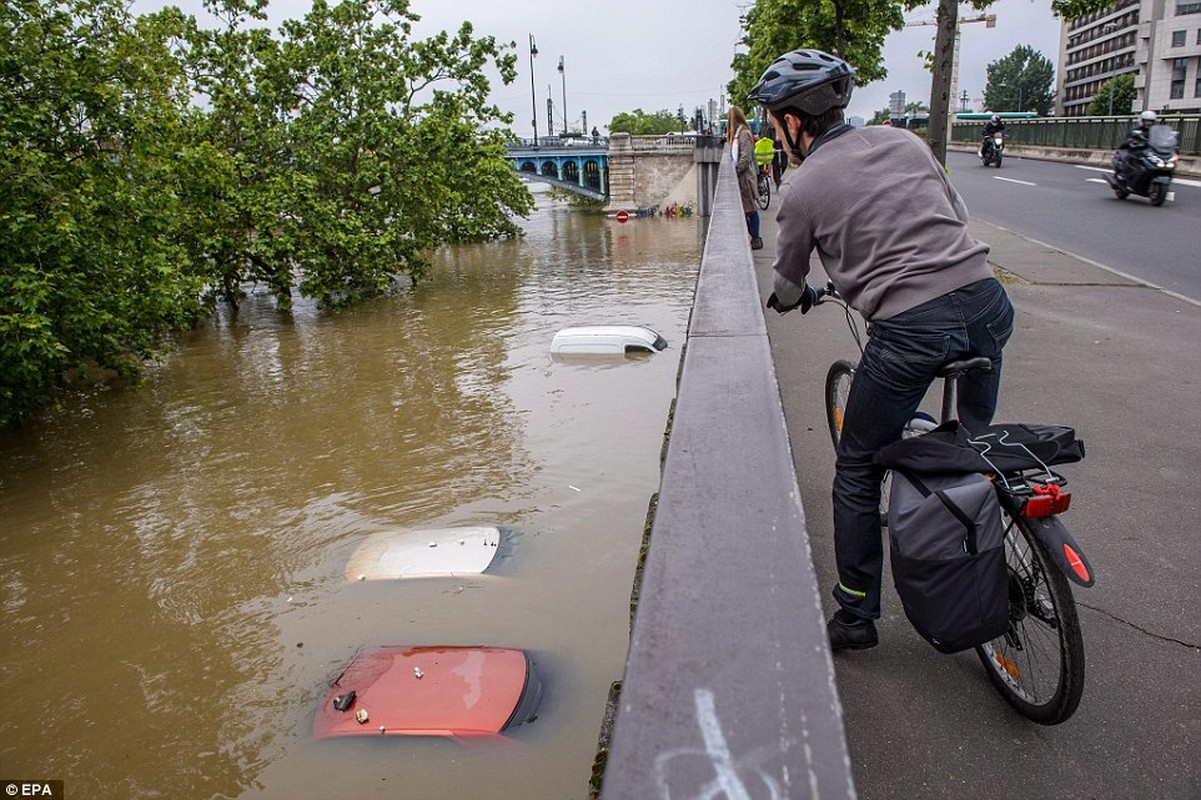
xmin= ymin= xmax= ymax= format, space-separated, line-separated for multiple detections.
xmin=887 ymin=469 xmax=1009 ymax=654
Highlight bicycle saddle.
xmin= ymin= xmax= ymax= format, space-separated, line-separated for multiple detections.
xmin=936 ymin=356 xmax=992 ymax=378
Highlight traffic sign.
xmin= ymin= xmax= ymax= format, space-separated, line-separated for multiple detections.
xmin=616 ymin=210 xmax=629 ymax=223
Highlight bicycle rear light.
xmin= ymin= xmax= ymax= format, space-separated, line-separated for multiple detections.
xmin=1023 ymin=483 xmax=1071 ymax=517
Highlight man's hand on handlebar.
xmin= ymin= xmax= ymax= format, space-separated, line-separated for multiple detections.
xmin=766 ymin=284 xmax=818 ymax=315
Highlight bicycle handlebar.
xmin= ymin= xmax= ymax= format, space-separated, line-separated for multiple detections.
xmin=812 ymin=281 xmax=841 ymax=305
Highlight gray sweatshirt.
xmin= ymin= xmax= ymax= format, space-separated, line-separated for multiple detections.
xmin=772 ymin=126 xmax=992 ymax=321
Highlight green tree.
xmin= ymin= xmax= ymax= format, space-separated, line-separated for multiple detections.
xmin=1088 ymin=73 xmax=1136 ymax=116
xmin=983 ymin=45 xmax=1055 ymax=115
xmin=0 ymin=0 xmax=537 ymax=425
xmin=0 ymin=0 xmax=209 ymax=426
xmin=608 ymin=108 xmax=681 ymax=135
xmin=729 ymin=0 xmax=928 ymax=111
xmin=182 ymin=0 xmax=533 ymax=309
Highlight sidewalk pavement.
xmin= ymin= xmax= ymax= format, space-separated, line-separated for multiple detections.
xmin=753 ymin=202 xmax=1201 ymax=799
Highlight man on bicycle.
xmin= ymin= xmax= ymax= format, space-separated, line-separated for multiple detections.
xmin=749 ymin=49 xmax=1015 ymax=651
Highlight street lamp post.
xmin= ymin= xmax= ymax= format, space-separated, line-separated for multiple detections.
xmin=528 ymin=34 xmax=538 ymax=147
xmin=558 ymin=56 xmax=567 ymax=136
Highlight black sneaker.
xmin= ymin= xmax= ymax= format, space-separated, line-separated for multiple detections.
xmin=751 ymin=237 xmax=764 ymax=250
xmin=827 ymin=611 xmax=879 ymax=651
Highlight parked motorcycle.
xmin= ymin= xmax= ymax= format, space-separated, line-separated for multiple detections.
xmin=981 ymin=132 xmax=1004 ymax=168
xmin=1103 ymin=124 xmax=1178 ymax=207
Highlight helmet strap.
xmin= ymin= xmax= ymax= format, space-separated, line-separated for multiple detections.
xmin=777 ymin=110 xmax=807 ymax=164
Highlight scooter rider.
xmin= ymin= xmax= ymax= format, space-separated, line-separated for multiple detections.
xmin=751 ymin=49 xmax=1015 ymax=651
xmin=1116 ymin=110 xmax=1158 ymax=174
xmin=1125 ymin=109 xmax=1158 ymax=146
xmin=980 ymin=113 xmax=1004 ymax=158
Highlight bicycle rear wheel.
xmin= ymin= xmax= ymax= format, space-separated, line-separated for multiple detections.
xmin=757 ymin=172 xmax=771 ymax=210
xmin=824 ymin=359 xmax=855 ymax=450
xmin=975 ymin=506 xmax=1085 ymax=725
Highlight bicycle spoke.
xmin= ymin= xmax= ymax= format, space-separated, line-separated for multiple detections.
xmin=977 ymin=507 xmax=1084 ymax=723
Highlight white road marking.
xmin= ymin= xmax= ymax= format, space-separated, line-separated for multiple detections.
xmin=992 ymin=176 xmax=1038 ymax=186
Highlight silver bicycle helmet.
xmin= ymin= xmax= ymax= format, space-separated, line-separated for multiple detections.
xmin=747 ymin=49 xmax=855 ymax=117
xmin=1140 ymin=110 xmax=1157 ymax=123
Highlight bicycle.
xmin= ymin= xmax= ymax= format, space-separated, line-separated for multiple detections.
xmin=756 ymin=163 xmax=771 ymax=210
xmin=813 ymin=281 xmax=1094 ymax=725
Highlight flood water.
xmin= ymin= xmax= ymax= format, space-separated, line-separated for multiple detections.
xmin=0 ymin=193 xmax=704 ymax=799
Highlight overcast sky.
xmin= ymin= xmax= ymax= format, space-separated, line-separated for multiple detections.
xmin=135 ymin=0 xmax=1066 ymax=129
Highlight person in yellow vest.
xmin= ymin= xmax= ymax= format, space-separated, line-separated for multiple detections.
xmin=754 ymin=132 xmax=775 ymax=174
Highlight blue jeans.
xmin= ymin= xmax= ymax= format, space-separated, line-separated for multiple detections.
xmin=746 ymin=210 xmax=760 ymax=239
xmin=831 ymin=278 xmax=1015 ymax=619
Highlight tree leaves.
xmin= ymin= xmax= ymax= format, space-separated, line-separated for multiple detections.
xmin=608 ymin=109 xmax=683 ymax=135
xmin=1088 ymin=73 xmax=1136 ymax=116
xmin=983 ymin=45 xmax=1056 ymax=115
xmin=728 ymin=0 xmax=927 ymax=110
xmin=1 ymin=0 xmax=533 ymax=424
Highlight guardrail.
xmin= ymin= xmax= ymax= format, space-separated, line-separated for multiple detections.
xmin=952 ymin=114 xmax=1201 ymax=155
xmin=598 ymin=145 xmax=855 ymax=800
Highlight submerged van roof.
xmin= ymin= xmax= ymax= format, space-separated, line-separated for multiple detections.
xmin=550 ymin=325 xmax=667 ymax=355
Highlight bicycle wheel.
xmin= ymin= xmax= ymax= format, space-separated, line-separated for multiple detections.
xmin=757 ymin=172 xmax=771 ymax=210
xmin=825 ymin=359 xmax=895 ymax=524
xmin=975 ymin=507 xmax=1085 ymax=725
xmin=824 ymin=359 xmax=855 ymax=450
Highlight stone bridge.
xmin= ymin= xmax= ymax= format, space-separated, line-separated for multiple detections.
xmin=504 ymin=134 xmax=724 ymax=214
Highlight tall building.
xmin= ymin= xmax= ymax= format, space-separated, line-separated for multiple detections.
xmin=1057 ymin=0 xmax=1201 ymax=116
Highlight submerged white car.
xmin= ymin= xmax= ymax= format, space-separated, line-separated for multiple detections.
xmin=550 ymin=326 xmax=667 ymax=355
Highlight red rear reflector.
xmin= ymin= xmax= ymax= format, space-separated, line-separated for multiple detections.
xmin=1024 ymin=485 xmax=1071 ymax=517
xmin=1063 ymin=543 xmax=1091 ymax=583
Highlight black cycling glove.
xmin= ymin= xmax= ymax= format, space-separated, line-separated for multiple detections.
xmin=766 ymin=284 xmax=816 ymax=315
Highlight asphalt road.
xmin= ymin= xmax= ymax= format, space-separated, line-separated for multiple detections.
xmin=945 ymin=150 xmax=1201 ymax=303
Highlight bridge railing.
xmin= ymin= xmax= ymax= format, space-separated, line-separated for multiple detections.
xmin=952 ymin=114 xmax=1201 ymax=155
xmin=598 ymin=144 xmax=855 ymax=800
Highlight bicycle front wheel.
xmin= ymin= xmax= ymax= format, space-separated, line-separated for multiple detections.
xmin=975 ymin=508 xmax=1086 ymax=725
xmin=824 ymin=359 xmax=855 ymax=450
xmin=757 ymin=173 xmax=771 ymax=210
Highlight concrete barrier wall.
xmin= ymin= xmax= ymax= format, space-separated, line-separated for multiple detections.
xmin=599 ymin=147 xmax=856 ymax=799
xmin=606 ymin=134 xmax=723 ymax=212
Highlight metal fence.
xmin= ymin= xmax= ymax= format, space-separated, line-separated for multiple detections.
xmin=952 ymin=115 xmax=1201 ymax=155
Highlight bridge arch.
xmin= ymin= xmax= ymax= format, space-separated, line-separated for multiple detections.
xmin=541 ymin=162 xmax=559 ymax=180
xmin=583 ymin=160 xmax=604 ymax=193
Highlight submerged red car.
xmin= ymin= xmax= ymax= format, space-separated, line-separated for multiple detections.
xmin=314 ymin=646 xmax=542 ymax=738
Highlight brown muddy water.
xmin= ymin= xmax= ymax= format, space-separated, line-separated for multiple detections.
xmin=0 ymin=193 xmax=704 ymax=799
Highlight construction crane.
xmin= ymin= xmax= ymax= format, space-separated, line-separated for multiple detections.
xmin=906 ymin=13 xmax=998 ymax=115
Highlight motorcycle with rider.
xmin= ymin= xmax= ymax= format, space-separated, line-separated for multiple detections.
xmin=1103 ymin=110 xmax=1179 ymax=207
xmin=979 ymin=114 xmax=1005 ymax=168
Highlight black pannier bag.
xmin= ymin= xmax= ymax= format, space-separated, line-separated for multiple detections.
xmin=884 ymin=469 xmax=1010 ymax=653
xmin=874 ymin=421 xmax=1085 ymax=653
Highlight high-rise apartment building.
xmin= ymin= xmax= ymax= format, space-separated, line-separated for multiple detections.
xmin=1057 ymin=0 xmax=1201 ymax=116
